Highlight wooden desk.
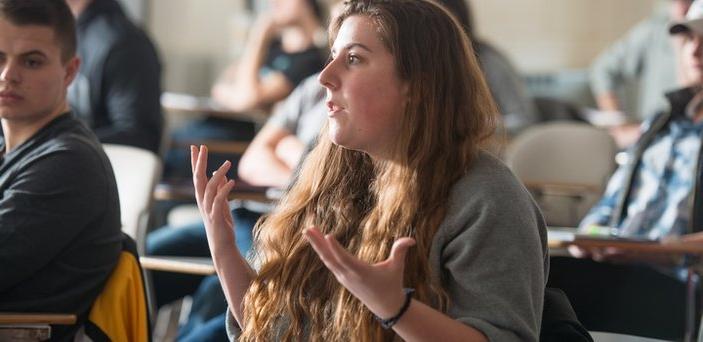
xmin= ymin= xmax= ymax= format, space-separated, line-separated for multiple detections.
xmin=161 ymin=92 xmax=268 ymax=124
xmin=171 ymin=139 xmax=250 ymax=155
xmin=548 ymin=228 xmax=703 ymax=342
xmin=140 ymin=256 xmax=215 ymax=275
xmin=154 ymin=179 xmax=273 ymax=203
xmin=0 ymin=314 xmax=76 ymax=325
xmin=0 ymin=313 xmax=77 ymax=342
xmin=547 ymin=229 xmax=703 ymax=255
xmin=549 ymin=236 xmax=703 ymax=255
xmin=524 ymin=181 xmax=601 ymax=197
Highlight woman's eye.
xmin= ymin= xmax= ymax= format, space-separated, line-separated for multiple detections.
xmin=347 ymin=54 xmax=360 ymax=65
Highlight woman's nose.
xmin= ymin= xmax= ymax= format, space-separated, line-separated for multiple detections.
xmin=318 ymin=57 xmax=339 ymax=91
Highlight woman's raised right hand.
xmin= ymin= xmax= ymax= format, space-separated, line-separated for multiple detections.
xmin=191 ymin=145 xmax=238 ymax=255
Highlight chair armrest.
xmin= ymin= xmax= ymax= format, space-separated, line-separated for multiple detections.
xmin=0 ymin=313 xmax=76 ymax=342
xmin=170 ymin=139 xmax=250 ymax=155
xmin=0 ymin=313 xmax=76 ymax=325
xmin=523 ymin=181 xmax=601 ymax=199
xmin=161 ymin=92 xmax=268 ymax=123
xmin=140 ymin=256 xmax=215 ymax=275
xmin=154 ymin=179 xmax=272 ymax=203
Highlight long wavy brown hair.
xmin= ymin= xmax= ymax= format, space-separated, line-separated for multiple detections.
xmin=240 ymin=1 xmax=499 ymax=340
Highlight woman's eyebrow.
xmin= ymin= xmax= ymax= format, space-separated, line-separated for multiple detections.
xmin=331 ymin=42 xmax=373 ymax=56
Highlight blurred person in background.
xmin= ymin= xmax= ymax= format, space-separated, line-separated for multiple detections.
xmin=590 ymin=0 xmax=693 ymax=148
xmin=549 ymin=1 xmax=703 ymax=338
xmin=149 ymin=0 xmax=330 ymax=338
xmin=443 ymin=0 xmax=539 ymax=136
xmin=163 ymin=0 xmax=326 ymax=180
xmin=155 ymin=74 xmax=327 ymax=342
xmin=65 ymin=0 xmax=164 ymax=154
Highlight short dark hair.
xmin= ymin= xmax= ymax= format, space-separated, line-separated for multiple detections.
xmin=0 ymin=0 xmax=76 ymax=63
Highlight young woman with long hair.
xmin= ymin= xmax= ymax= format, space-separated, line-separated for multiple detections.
xmin=192 ymin=0 xmax=548 ymax=341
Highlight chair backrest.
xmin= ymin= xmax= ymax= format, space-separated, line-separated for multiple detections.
xmin=0 ymin=235 xmax=152 ymax=342
xmin=83 ymin=233 xmax=151 ymax=342
xmin=540 ymin=287 xmax=593 ymax=342
xmin=533 ymin=97 xmax=586 ymax=122
xmin=505 ymin=122 xmax=617 ymax=226
xmin=103 ymin=144 xmax=162 ymax=255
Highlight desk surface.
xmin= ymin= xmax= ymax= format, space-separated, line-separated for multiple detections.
xmin=0 ymin=313 xmax=77 ymax=325
xmin=547 ymin=228 xmax=703 ymax=256
xmin=161 ymin=92 xmax=268 ymax=123
xmin=154 ymin=179 xmax=273 ymax=203
xmin=140 ymin=256 xmax=216 ymax=275
xmin=523 ymin=181 xmax=602 ymax=195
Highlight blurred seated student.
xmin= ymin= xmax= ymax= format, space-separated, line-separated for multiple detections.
xmin=0 ymin=0 xmax=121 ymax=340
xmin=590 ymin=0 xmax=693 ymax=148
xmin=193 ymin=0 xmax=548 ymax=340
xmin=549 ymin=1 xmax=703 ymax=336
xmin=236 ymin=74 xmax=326 ymax=188
xmin=443 ymin=0 xmax=538 ymax=136
xmin=65 ymin=0 xmax=164 ymax=154
xmin=148 ymin=74 xmax=326 ymax=341
xmin=147 ymin=74 xmax=326 ymax=303
xmin=164 ymin=0 xmax=326 ymax=180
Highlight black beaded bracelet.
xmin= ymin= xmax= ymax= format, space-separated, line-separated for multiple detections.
xmin=375 ymin=288 xmax=415 ymax=329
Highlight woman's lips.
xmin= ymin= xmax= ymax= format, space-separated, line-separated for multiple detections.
xmin=326 ymin=101 xmax=345 ymax=116
xmin=0 ymin=90 xmax=22 ymax=104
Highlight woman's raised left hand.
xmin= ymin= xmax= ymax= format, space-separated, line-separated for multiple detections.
xmin=303 ymin=227 xmax=416 ymax=319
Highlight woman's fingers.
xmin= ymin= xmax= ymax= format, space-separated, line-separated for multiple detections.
xmin=211 ymin=179 xmax=235 ymax=225
xmin=202 ymin=161 xmax=232 ymax=213
xmin=221 ymin=180 xmax=235 ymax=227
xmin=305 ymin=227 xmax=416 ymax=286
xmin=189 ymin=144 xmax=235 ymax=224
xmin=192 ymin=145 xmax=209 ymax=205
xmin=190 ymin=145 xmax=198 ymax=176
xmin=386 ymin=237 xmax=415 ymax=270
xmin=195 ymin=145 xmax=208 ymax=178
xmin=303 ymin=227 xmax=344 ymax=273
xmin=324 ymin=232 xmax=360 ymax=270
xmin=567 ymin=245 xmax=589 ymax=258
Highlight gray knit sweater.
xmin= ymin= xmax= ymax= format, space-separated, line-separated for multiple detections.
xmin=226 ymin=151 xmax=548 ymax=341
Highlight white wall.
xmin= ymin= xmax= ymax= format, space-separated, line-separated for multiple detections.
xmin=147 ymin=0 xmax=663 ymax=94
xmin=473 ymin=0 xmax=661 ymax=72
xmin=148 ymin=0 xmax=251 ymax=94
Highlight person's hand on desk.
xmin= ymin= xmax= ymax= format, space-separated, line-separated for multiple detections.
xmin=567 ymin=225 xmax=622 ymax=261
xmin=568 ymin=244 xmax=619 ymax=261
xmin=671 ymin=231 xmax=703 ymax=244
xmin=568 ymin=224 xmax=681 ymax=265
xmin=568 ymin=244 xmax=681 ymax=266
